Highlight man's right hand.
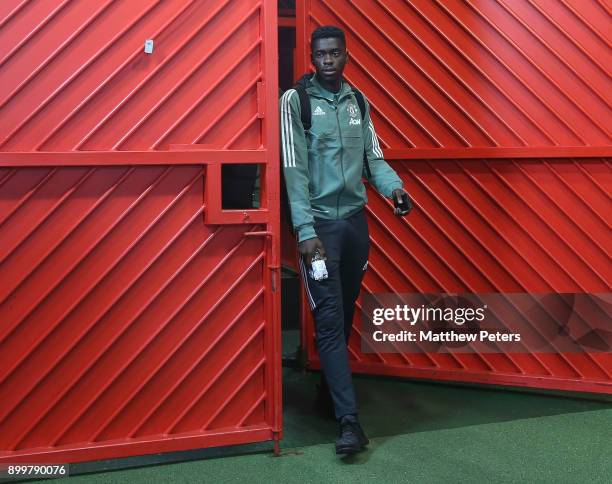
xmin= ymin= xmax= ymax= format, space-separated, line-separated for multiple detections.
xmin=298 ymin=237 xmax=326 ymax=267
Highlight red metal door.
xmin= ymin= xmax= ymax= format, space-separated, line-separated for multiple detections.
xmin=297 ymin=0 xmax=611 ymax=393
xmin=0 ymin=0 xmax=281 ymax=463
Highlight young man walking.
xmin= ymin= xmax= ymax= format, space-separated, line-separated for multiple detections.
xmin=280 ymin=25 xmax=410 ymax=455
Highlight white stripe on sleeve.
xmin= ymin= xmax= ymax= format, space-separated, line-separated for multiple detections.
xmin=369 ymin=120 xmax=383 ymax=158
xmin=281 ymin=90 xmax=297 ymax=167
xmin=281 ymin=91 xmax=291 ymax=167
xmin=281 ymin=91 xmax=290 ymax=167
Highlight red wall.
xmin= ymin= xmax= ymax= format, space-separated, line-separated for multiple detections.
xmin=297 ymin=0 xmax=611 ymax=393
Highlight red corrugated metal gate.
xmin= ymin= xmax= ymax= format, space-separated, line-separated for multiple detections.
xmin=0 ymin=0 xmax=281 ymax=463
xmin=297 ymin=0 xmax=612 ymax=393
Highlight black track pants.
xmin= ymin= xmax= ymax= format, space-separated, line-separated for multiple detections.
xmin=299 ymin=209 xmax=369 ymax=419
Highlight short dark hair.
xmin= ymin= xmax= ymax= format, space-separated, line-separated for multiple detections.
xmin=311 ymin=25 xmax=346 ymax=50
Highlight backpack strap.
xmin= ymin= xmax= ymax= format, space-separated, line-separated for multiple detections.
xmin=352 ymin=88 xmax=366 ymax=122
xmin=293 ymin=73 xmax=314 ymax=132
xmin=294 ymin=84 xmax=311 ymax=132
xmin=351 ymin=87 xmax=373 ymax=179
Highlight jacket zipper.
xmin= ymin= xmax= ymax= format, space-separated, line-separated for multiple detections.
xmin=335 ymin=100 xmax=346 ymax=219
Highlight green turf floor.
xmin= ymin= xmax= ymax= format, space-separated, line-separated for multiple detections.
xmin=36 ymin=367 xmax=611 ymax=484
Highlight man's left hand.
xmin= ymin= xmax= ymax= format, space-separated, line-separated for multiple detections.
xmin=392 ymin=188 xmax=412 ymax=216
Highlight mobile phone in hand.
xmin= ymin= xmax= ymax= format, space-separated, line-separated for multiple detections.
xmin=394 ymin=192 xmax=413 ymax=215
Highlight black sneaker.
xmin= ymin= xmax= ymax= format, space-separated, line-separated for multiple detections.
xmin=335 ymin=414 xmax=369 ymax=455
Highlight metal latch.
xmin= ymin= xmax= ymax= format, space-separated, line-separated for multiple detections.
xmin=244 ymin=230 xmax=279 ymax=292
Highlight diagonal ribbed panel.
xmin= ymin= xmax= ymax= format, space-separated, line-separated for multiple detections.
xmin=298 ymin=0 xmax=612 ymax=148
xmin=0 ymin=0 xmax=281 ymax=463
xmin=0 ymin=0 xmax=264 ymax=151
xmin=303 ymin=158 xmax=612 ymax=393
xmin=0 ymin=165 xmax=268 ymax=451
xmin=298 ymin=0 xmax=612 ymax=394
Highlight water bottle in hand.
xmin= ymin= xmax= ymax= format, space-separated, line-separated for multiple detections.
xmin=309 ymin=249 xmax=328 ymax=281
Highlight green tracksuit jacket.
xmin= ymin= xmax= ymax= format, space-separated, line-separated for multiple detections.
xmin=280 ymin=75 xmax=403 ymax=242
